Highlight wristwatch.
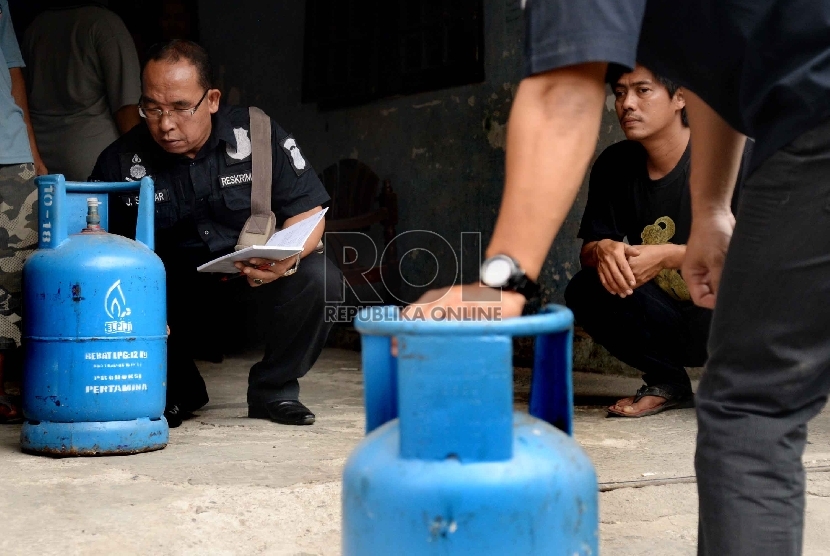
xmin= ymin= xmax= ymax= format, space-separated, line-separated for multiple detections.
xmin=283 ymin=254 xmax=301 ymax=277
xmin=480 ymin=254 xmax=541 ymax=300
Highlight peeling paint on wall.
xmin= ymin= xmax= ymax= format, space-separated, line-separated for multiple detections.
xmin=381 ymin=107 xmax=398 ymax=116
xmin=606 ymin=93 xmax=616 ymax=112
xmin=468 ymin=96 xmax=476 ymax=107
xmin=411 ymin=147 xmax=427 ymax=159
xmin=413 ymin=100 xmax=443 ymax=109
xmin=483 ymin=116 xmax=507 ymax=150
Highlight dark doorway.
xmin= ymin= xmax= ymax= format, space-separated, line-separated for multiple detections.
xmin=303 ymin=0 xmax=485 ymax=110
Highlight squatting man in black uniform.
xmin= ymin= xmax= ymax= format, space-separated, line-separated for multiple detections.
xmin=90 ymin=40 xmax=342 ymax=427
xmin=565 ymin=64 xmax=747 ymax=418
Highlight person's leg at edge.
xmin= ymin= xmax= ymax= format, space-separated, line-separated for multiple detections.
xmin=0 ymin=352 xmax=18 ymax=423
xmin=697 ymin=120 xmax=830 ymax=555
xmin=0 ymin=163 xmax=37 ymax=424
xmin=244 ymin=252 xmax=342 ymax=425
xmin=565 ymin=268 xmax=708 ymax=415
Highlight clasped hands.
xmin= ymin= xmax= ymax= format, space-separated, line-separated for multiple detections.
xmin=593 ymin=239 xmax=670 ymax=298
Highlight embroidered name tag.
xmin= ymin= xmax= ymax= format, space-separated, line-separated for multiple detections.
xmin=121 ymin=188 xmax=171 ymax=207
xmin=219 ymin=171 xmax=253 ymax=188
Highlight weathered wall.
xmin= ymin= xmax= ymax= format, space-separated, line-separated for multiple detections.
xmin=199 ymin=0 xmax=625 ymax=304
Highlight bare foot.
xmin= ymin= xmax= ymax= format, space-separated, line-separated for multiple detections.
xmin=608 ymin=395 xmax=668 ymax=416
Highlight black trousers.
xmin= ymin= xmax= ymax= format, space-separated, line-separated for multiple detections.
xmin=696 ymin=119 xmax=830 ymax=555
xmin=564 ymin=268 xmax=712 ymax=393
xmin=164 ymin=251 xmax=342 ymax=410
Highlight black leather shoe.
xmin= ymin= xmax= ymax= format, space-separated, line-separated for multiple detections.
xmin=164 ymin=404 xmax=194 ymax=428
xmin=248 ymin=400 xmax=315 ymax=425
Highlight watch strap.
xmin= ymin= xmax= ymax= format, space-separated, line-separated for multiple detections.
xmin=283 ymin=253 xmax=301 ymax=276
xmin=512 ymin=273 xmax=541 ymax=300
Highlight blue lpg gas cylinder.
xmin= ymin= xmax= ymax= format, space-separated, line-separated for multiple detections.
xmin=21 ymin=175 xmax=168 ymax=455
xmin=344 ymin=306 xmax=598 ymax=555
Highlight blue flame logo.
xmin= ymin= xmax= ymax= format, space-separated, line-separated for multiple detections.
xmin=104 ymin=280 xmax=132 ymax=319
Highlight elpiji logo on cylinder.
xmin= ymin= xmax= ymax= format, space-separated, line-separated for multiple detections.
xmin=104 ymin=280 xmax=133 ymax=334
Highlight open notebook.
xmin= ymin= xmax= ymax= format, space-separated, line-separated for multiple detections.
xmin=196 ymin=208 xmax=328 ymax=274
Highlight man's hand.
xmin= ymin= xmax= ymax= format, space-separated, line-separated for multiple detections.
xmin=594 ymin=239 xmax=639 ymax=297
xmin=390 ymin=284 xmax=526 ymax=356
xmin=403 ymin=284 xmax=527 ymax=321
xmin=682 ymin=211 xmax=736 ymax=308
xmin=235 ymin=256 xmax=297 ymax=288
xmin=627 ymin=244 xmax=669 ymax=288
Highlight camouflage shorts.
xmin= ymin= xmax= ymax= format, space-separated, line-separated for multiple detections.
xmin=0 ymin=164 xmax=38 ymax=350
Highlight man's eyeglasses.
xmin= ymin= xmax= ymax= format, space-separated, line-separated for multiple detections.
xmin=139 ymin=89 xmax=209 ymax=121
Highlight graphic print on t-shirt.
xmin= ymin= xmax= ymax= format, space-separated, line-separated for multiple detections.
xmin=640 ymin=216 xmax=690 ymax=301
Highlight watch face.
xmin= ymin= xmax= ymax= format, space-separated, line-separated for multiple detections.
xmin=482 ymin=258 xmax=512 ymax=286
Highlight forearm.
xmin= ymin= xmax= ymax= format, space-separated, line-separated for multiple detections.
xmin=685 ymin=91 xmax=746 ymax=216
xmin=486 ymin=63 xmax=607 ymax=280
xmin=580 ymin=241 xmax=600 ymax=268
xmin=9 ymin=68 xmax=43 ymax=164
xmin=661 ymin=243 xmax=686 ymax=269
xmin=282 ymin=206 xmax=324 ymax=259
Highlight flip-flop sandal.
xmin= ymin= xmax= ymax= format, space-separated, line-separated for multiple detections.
xmin=0 ymin=394 xmax=23 ymax=424
xmin=607 ymin=384 xmax=694 ymax=418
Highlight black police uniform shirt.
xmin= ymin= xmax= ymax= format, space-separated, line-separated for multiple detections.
xmin=577 ymin=139 xmax=750 ymax=301
xmin=89 ymin=104 xmax=330 ymax=265
xmin=524 ymin=0 xmax=830 ymax=173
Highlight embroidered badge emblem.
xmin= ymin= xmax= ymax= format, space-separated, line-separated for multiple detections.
xmin=130 ymin=165 xmax=146 ymax=179
xmin=227 ymin=128 xmax=252 ymax=160
xmin=282 ymin=137 xmax=307 ymax=174
xmin=128 ymin=154 xmax=146 ymax=179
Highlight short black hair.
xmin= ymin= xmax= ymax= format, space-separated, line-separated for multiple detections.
xmin=654 ymin=74 xmax=688 ymax=127
xmin=143 ymin=40 xmax=213 ymax=90
xmin=609 ymin=64 xmax=688 ymax=127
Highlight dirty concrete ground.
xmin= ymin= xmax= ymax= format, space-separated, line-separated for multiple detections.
xmin=3 ymin=348 xmax=830 ymax=555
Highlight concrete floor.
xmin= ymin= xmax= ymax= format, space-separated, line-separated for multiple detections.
xmin=3 ymin=349 xmax=830 ymax=555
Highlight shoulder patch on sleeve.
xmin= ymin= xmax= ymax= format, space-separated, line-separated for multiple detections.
xmin=280 ymin=135 xmax=309 ymax=176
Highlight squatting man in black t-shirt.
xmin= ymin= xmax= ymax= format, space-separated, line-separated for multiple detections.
xmin=566 ymin=64 xmax=745 ymax=418
xmin=90 ymin=41 xmax=342 ymax=428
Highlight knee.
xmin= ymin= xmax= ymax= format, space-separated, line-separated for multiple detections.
xmin=564 ymin=269 xmax=603 ymax=311
xmin=295 ymin=253 xmax=343 ymax=306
